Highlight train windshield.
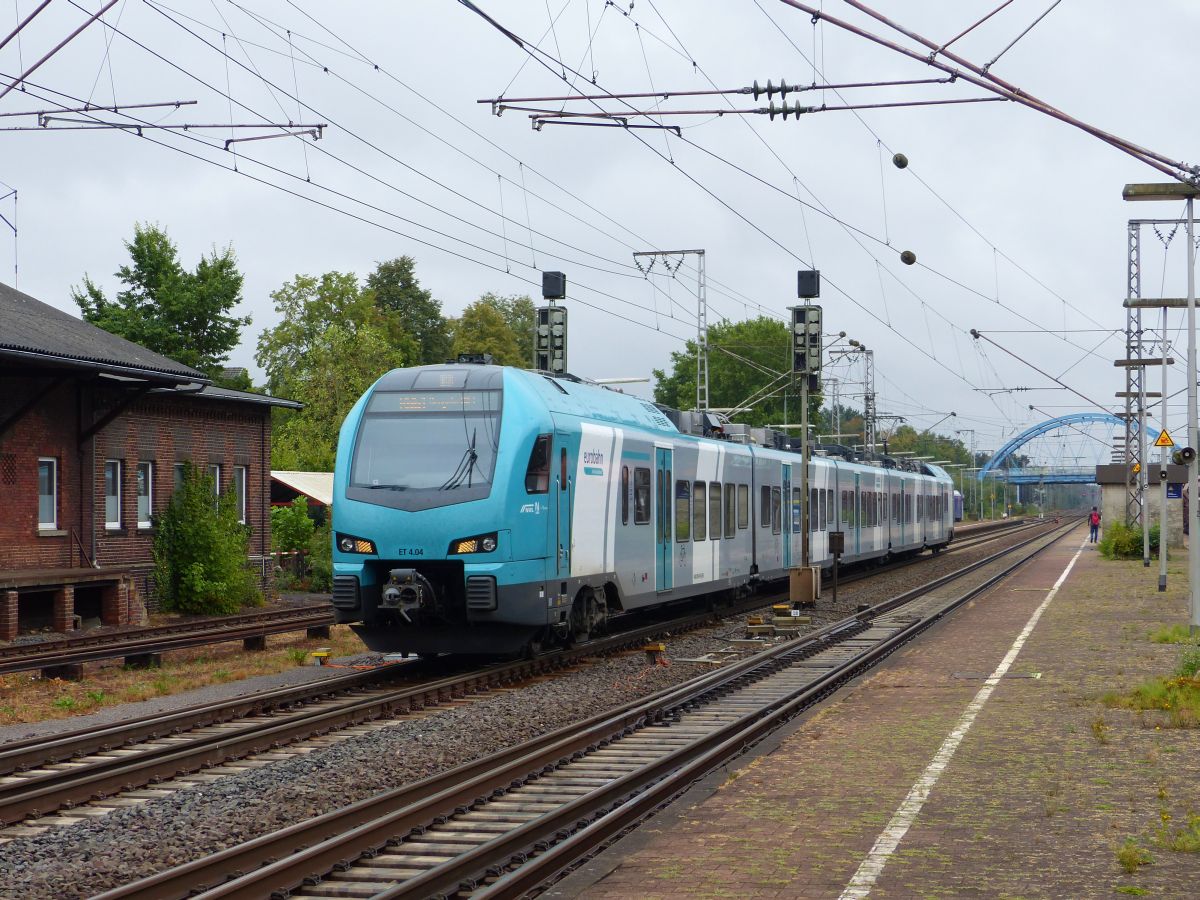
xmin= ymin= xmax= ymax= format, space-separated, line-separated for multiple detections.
xmin=348 ymin=389 xmax=502 ymax=507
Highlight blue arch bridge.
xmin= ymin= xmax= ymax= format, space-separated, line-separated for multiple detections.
xmin=977 ymin=412 xmax=1130 ymax=485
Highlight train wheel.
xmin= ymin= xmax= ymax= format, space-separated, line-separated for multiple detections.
xmin=570 ymin=588 xmax=607 ymax=643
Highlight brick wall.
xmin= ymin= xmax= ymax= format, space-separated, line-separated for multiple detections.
xmin=0 ymin=373 xmax=275 ymax=620
xmin=0 ymin=376 xmax=84 ymax=571
xmin=91 ymin=392 xmax=275 ymax=604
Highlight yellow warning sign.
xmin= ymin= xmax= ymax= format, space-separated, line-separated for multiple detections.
xmin=1132 ymin=462 xmax=1141 ymax=474
xmin=1154 ymin=430 xmax=1176 ymax=448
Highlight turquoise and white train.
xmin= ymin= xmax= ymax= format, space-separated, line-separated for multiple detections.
xmin=330 ymin=363 xmax=954 ymax=656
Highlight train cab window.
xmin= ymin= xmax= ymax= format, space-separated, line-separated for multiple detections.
xmin=634 ymin=468 xmax=651 ymax=524
xmin=524 ymin=434 xmax=552 ymax=493
xmin=560 ymin=448 xmax=568 ymax=488
xmin=738 ymin=484 xmax=749 ymax=529
xmin=675 ymin=480 xmax=691 ymax=542
xmin=621 ymin=466 xmax=630 ymax=525
xmin=710 ymin=482 xmax=723 ymax=540
xmin=760 ymin=486 xmax=771 ymax=528
xmin=692 ymin=481 xmax=707 ymax=541
xmin=771 ymin=486 xmax=782 ymax=535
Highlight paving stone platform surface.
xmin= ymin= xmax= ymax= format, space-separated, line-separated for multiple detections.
xmin=566 ymin=524 xmax=1200 ymax=899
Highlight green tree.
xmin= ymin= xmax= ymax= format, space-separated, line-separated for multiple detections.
xmin=367 ymin=256 xmax=451 ymax=365
xmin=450 ymin=299 xmax=524 ymax=366
xmin=653 ymin=316 xmax=823 ymax=427
xmin=474 ymin=293 xmax=535 ymax=363
xmin=153 ymin=464 xmax=261 ymax=614
xmin=256 ymin=272 xmax=412 ymax=470
xmin=72 ymin=223 xmax=250 ymax=376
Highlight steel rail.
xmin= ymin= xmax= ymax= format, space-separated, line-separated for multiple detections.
xmin=0 ymin=518 xmax=1034 ymax=778
xmin=0 ymin=594 xmax=776 ymax=826
xmin=0 ymin=606 xmax=336 ymax=676
xmin=96 ymin=522 xmax=1074 ymax=900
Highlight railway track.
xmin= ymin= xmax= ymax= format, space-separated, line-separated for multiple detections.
xmin=0 ymin=605 xmax=335 ymax=676
xmin=0 ymin=519 xmax=1029 ymax=680
xmin=0 ymin=517 xmax=1046 ymax=846
xmin=93 ymin=520 xmax=1077 ymax=900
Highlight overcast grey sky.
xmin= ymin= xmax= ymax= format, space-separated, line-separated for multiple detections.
xmin=2 ymin=0 xmax=1197 ymax=464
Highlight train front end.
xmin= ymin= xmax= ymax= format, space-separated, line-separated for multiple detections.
xmin=330 ymin=364 xmax=557 ymax=655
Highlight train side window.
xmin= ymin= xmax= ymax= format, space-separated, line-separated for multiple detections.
xmin=826 ymin=489 xmax=833 ymax=528
xmin=675 ymin=479 xmax=691 ymax=542
xmin=771 ymin=487 xmax=782 ymax=534
xmin=809 ymin=488 xmax=818 ymax=531
xmin=710 ymin=482 xmax=723 ymax=540
xmin=621 ymin=466 xmax=630 ymax=525
xmin=738 ymin=484 xmax=749 ymax=529
xmin=760 ymin=485 xmax=771 ymax=528
xmin=524 ymin=433 xmax=552 ymax=493
xmin=634 ymin=468 xmax=651 ymax=524
xmin=724 ymin=482 xmax=736 ymax=538
xmin=692 ymin=481 xmax=707 ymax=541
xmin=560 ymin=447 xmax=568 ymax=488
xmin=819 ymin=488 xmax=826 ymax=530
xmin=793 ymin=488 xmax=803 ymax=532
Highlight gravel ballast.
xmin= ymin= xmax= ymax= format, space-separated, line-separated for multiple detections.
xmin=0 ymin=524 xmax=1051 ymax=900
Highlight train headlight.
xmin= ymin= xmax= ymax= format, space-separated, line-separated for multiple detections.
xmin=336 ymin=533 xmax=376 ymax=554
xmin=449 ymin=532 xmax=498 ymax=554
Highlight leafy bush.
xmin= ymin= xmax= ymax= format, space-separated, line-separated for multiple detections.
xmin=1100 ymin=522 xmax=1160 ymax=560
xmin=271 ymin=497 xmax=315 ymax=552
xmin=308 ymin=520 xmax=333 ymax=593
xmin=153 ymin=463 xmax=262 ymax=615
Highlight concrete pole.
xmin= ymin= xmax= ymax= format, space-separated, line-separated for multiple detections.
xmin=1188 ymin=196 xmax=1198 ymax=634
xmin=1160 ymin=312 xmax=1169 ymax=591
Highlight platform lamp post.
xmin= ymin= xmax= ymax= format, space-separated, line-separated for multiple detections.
xmin=1124 ymin=182 xmax=1200 ymax=633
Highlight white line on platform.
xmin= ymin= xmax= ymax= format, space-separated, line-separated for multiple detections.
xmin=838 ymin=537 xmax=1087 ymax=900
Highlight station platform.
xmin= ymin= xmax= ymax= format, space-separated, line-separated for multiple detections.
xmin=556 ymin=525 xmax=1200 ymax=899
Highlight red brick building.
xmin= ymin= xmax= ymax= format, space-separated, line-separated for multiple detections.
xmin=0 ymin=283 xmax=299 ymax=640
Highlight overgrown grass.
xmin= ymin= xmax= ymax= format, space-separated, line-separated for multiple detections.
xmin=1116 ymin=838 xmax=1153 ymax=874
xmin=1155 ymin=813 xmax=1200 ymax=853
xmin=1103 ymin=677 xmax=1200 ymax=729
xmin=0 ymin=626 xmax=363 ymax=726
xmin=1149 ymin=624 xmax=1200 ymax=645
xmin=1103 ymin=648 xmax=1200 ymax=728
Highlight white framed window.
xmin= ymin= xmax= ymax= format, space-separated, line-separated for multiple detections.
xmin=136 ymin=462 xmax=153 ymax=528
xmin=233 ymin=465 xmax=248 ymax=524
xmin=208 ymin=464 xmax=221 ymax=495
xmin=38 ymin=458 xmax=57 ymax=530
xmin=104 ymin=460 xmax=122 ymax=530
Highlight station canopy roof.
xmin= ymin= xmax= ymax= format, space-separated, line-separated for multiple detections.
xmin=271 ymin=470 xmax=334 ymax=507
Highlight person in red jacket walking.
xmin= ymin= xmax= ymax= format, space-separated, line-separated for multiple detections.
xmin=1088 ymin=506 xmax=1101 ymax=543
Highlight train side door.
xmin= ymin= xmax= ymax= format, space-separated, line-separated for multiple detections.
xmin=655 ymin=447 xmax=673 ymax=591
xmin=555 ymin=440 xmax=572 ymax=576
xmin=782 ymin=463 xmax=792 ymax=569
xmin=854 ymin=472 xmax=862 ymax=557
